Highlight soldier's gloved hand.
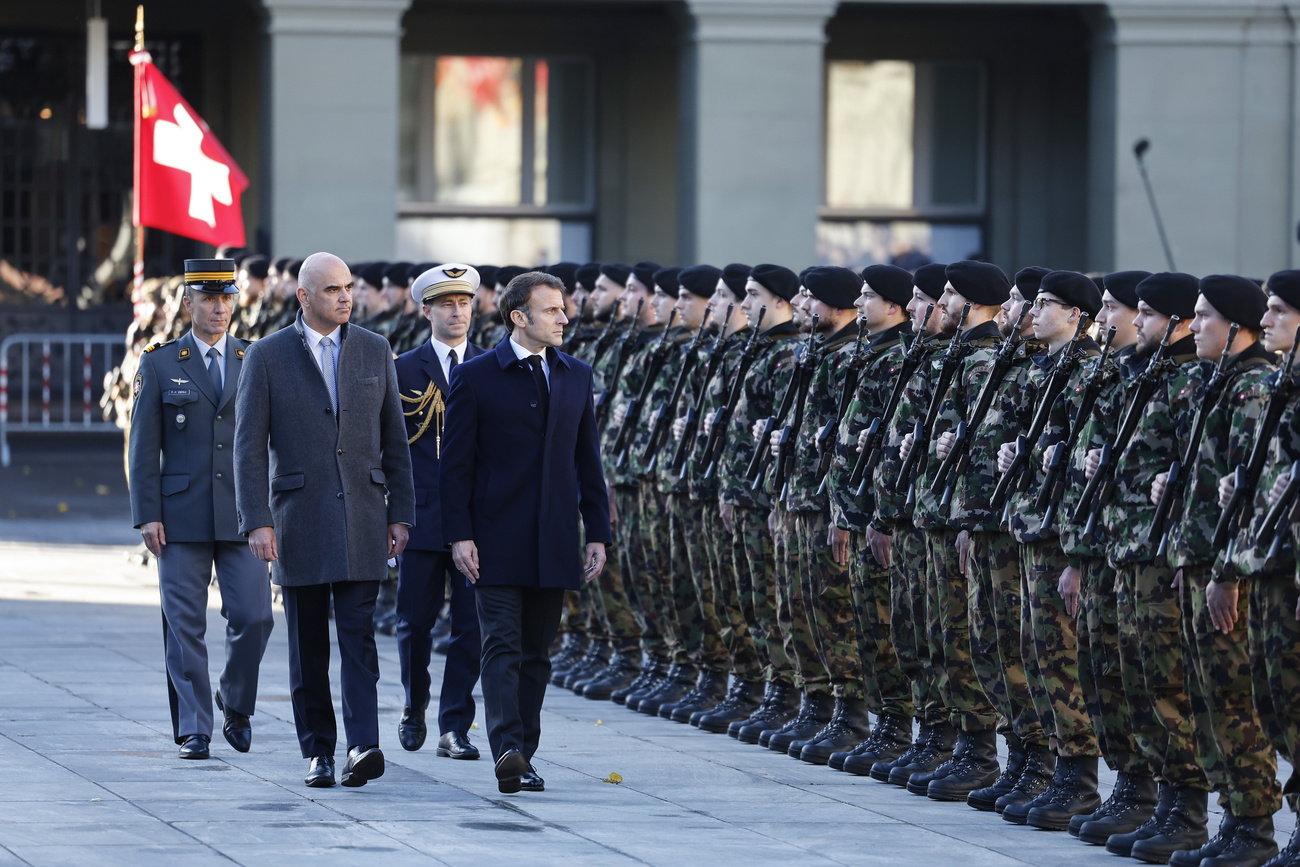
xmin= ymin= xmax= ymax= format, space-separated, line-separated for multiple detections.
xmin=935 ymin=431 xmax=957 ymax=461
xmin=702 ymin=410 xmax=716 ymax=439
xmin=1058 ymin=566 xmax=1081 ymax=617
xmin=140 ymin=522 xmax=166 ymax=558
xmin=612 ymin=402 xmax=628 ymax=429
xmin=1150 ymin=472 xmax=1169 ymax=507
xmin=646 ymin=408 xmax=661 ymax=429
xmin=1269 ymin=470 xmax=1292 ymax=507
xmin=899 ymin=432 xmax=915 ymax=462
xmin=672 ymin=416 xmax=687 ymax=443
xmin=1217 ymin=473 xmax=1236 ymax=510
xmin=1084 ymin=447 xmax=1102 ymax=481
xmin=769 ymin=430 xmax=781 ymax=458
xmin=996 ymin=442 xmax=1017 ymax=474
xmin=751 ymin=418 xmax=768 ymax=444
xmin=856 ymin=427 xmax=870 ymax=452
xmin=1206 ymin=578 xmax=1239 ymax=634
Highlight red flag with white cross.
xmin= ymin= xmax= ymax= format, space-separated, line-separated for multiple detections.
xmin=131 ymin=49 xmax=248 ymax=247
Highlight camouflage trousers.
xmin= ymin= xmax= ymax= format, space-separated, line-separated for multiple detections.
xmin=968 ymin=532 xmax=1043 ymax=746
xmin=1021 ymin=540 xmax=1098 ymax=758
xmin=1116 ymin=560 xmax=1209 ymax=790
xmin=733 ymin=505 xmax=795 ymax=685
xmin=891 ymin=526 xmax=945 ymax=725
xmin=668 ymin=494 xmax=730 ymax=672
xmin=1076 ymin=555 xmax=1148 ymax=775
xmin=613 ymin=485 xmax=668 ymax=660
xmin=926 ymin=529 xmax=998 ymax=732
xmin=704 ymin=503 xmax=763 ymax=682
xmin=592 ymin=539 xmax=641 ymax=655
xmin=1181 ymin=564 xmax=1279 ymax=818
xmin=795 ymin=511 xmax=863 ymax=700
xmin=850 ymin=532 xmax=912 ymax=718
xmin=773 ymin=506 xmax=828 ymax=694
xmin=1248 ymin=576 xmax=1300 ymax=809
xmin=639 ymin=487 xmax=688 ymax=666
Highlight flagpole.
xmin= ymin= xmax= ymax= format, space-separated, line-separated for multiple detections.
xmin=132 ymin=5 xmax=146 ymax=303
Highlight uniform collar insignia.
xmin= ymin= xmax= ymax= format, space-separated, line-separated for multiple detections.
xmin=178 ymin=347 xmax=190 ymax=360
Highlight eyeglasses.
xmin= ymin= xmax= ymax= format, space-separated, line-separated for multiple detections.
xmin=1031 ymin=297 xmax=1074 ymax=311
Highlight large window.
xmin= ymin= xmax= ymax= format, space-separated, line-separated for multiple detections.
xmin=820 ymin=60 xmax=986 ymax=269
xmin=398 ymin=55 xmax=594 ymax=265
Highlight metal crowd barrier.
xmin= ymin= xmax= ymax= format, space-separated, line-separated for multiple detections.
xmin=0 ymin=334 xmax=127 ymax=467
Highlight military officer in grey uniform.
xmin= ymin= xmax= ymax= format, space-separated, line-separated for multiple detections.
xmin=129 ymin=258 xmax=275 ymax=760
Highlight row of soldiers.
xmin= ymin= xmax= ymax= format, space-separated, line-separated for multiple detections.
xmin=544 ymin=259 xmax=1300 ymax=867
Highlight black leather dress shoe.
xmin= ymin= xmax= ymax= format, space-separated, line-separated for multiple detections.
xmin=214 ymin=691 xmax=251 ymax=753
xmin=341 ymin=745 xmax=385 ymax=787
xmin=495 ymin=748 xmax=528 ymax=794
xmin=178 ymin=734 xmax=210 ymax=760
xmin=520 ymin=764 xmax=545 ymax=792
xmin=305 ymin=755 xmax=335 ymax=787
xmin=436 ymin=731 xmax=480 ymax=760
xmin=399 ymin=706 xmax=427 ymax=752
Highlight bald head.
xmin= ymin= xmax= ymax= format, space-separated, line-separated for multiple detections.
xmin=297 ymin=252 xmax=353 ymax=333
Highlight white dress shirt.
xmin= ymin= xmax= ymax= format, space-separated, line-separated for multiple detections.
xmin=430 ymin=336 xmax=468 ymax=384
xmin=508 ymin=335 xmax=550 ymax=385
xmin=302 ymin=321 xmax=342 ymax=377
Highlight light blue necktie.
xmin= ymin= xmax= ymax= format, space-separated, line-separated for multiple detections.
xmin=320 ymin=336 xmax=338 ymax=414
xmin=206 ymin=346 xmax=223 ymax=398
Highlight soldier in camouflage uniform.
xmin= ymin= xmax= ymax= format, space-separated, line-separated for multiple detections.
xmin=477 ymin=266 xmax=525 ymax=350
xmin=1149 ymin=276 xmax=1281 ymax=867
xmin=825 ymin=263 xmax=917 ymax=776
xmin=763 ymin=266 xmax=868 ymax=764
xmin=900 ymin=261 xmax=1007 ymax=802
xmin=864 ymin=263 xmax=957 ymax=787
xmin=996 ymin=271 xmax=1105 ymax=829
xmin=1085 ymin=272 xmax=1210 ymax=863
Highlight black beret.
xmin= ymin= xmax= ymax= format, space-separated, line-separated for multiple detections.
xmin=652 ymin=266 xmax=683 ymax=294
xmin=1266 ymin=270 xmax=1300 ymax=313
xmin=1135 ymin=272 xmax=1199 ymax=320
xmin=945 ymin=260 xmax=1011 ymax=306
xmin=1014 ymin=266 xmax=1051 ymax=302
xmin=913 ymin=262 xmax=948 ymax=299
xmin=749 ymin=264 xmax=799 ymax=301
xmin=1199 ymin=274 xmax=1267 ymax=329
xmin=1040 ymin=270 xmax=1102 ymax=317
xmin=1102 ymin=270 xmax=1150 ymax=310
xmin=600 ymin=263 xmax=631 ymax=286
xmin=272 ymin=257 xmax=292 ymax=274
xmin=383 ymin=261 xmax=414 ymax=286
xmin=679 ymin=265 xmax=721 ymax=299
xmin=416 ymin=262 xmax=439 ymax=274
xmin=861 ymin=264 xmax=913 ymax=307
xmin=805 ymin=266 xmax=864 ymax=309
xmin=798 ymin=266 xmax=817 ymax=286
xmin=475 ymin=265 xmax=498 ymax=289
xmin=632 ymin=261 xmax=661 ymax=289
xmin=575 ymin=263 xmax=601 ymax=291
xmin=721 ymin=263 xmax=751 ymax=295
xmin=495 ymin=265 xmax=527 ymax=288
xmin=547 ymin=261 xmax=579 ymax=294
xmin=357 ymin=262 xmax=385 ymax=289
xmin=286 ymin=258 xmax=304 ymax=279
xmin=241 ymin=255 xmax=270 ymax=280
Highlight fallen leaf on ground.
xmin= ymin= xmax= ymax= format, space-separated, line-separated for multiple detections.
xmin=602 ymin=772 xmax=623 ymax=785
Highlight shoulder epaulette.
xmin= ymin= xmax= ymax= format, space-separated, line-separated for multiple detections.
xmin=142 ymin=339 xmax=175 ymax=354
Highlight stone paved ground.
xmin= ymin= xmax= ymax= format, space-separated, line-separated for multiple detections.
xmin=0 ymin=438 xmax=1293 ymax=865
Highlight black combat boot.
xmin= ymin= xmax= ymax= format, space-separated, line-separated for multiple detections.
xmin=664 ymin=669 xmax=728 ymax=722
xmin=767 ymin=692 xmax=833 ymax=753
xmin=998 ymin=746 xmax=1057 ymax=821
xmin=1130 ymin=787 xmax=1209 ymax=864
xmin=1102 ymin=782 xmax=1175 ymax=856
xmin=578 ymin=651 xmax=642 ymax=700
xmin=872 ymin=723 xmax=930 ymax=783
xmin=549 ymin=636 xmax=590 ymax=685
xmin=1200 ymin=813 xmax=1277 ymax=867
xmin=736 ymin=681 xmax=796 ymax=743
xmin=891 ymin=721 xmax=958 ymax=787
xmin=561 ymin=643 xmax=609 ymax=690
xmin=799 ymin=698 xmax=872 ymax=764
xmin=694 ymin=679 xmax=763 ymax=732
xmin=927 ymin=729 xmax=1000 ymax=801
xmin=1077 ymin=772 xmax=1158 ymax=843
xmin=907 ymin=728 xmax=972 ymax=795
xmin=1259 ymin=817 xmax=1300 ymax=867
xmin=967 ymin=736 xmax=1026 ymax=812
xmin=840 ymin=713 xmax=912 ymax=774
xmin=633 ymin=664 xmax=696 ymax=715
xmin=1169 ymin=810 xmax=1240 ymax=867
xmin=612 ymin=656 xmax=665 ymax=705
xmin=1026 ymin=755 xmax=1102 ymax=831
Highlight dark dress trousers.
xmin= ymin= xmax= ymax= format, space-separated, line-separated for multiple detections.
xmin=394 ymin=338 xmax=484 ymax=735
xmin=234 ymin=313 xmax=414 ymax=758
xmin=130 ymin=330 xmax=274 ymax=743
xmin=440 ymin=338 xmax=611 ymax=761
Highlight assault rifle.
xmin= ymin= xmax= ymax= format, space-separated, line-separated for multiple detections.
xmin=612 ymin=309 xmax=678 ymax=469
xmin=593 ymin=299 xmax=643 ymax=430
xmin=699 ymin=307 xmax=768 ymax=481
xmin=669 ymin=304 xmax=738 ymax=475
xmin=1258 ymin=459 xmax=1300 ymax=569
xmin=560 ymin=297 xmax=586 ymax=353
xmin=813 ymin=317 xmax=868 ymax=494
xmin=589 ymin=298 xmax=624 ymax=370
xmin=746 ymin=316 xmax=819 ymax=491
xmin=642 ymin=309 xmax=718 ymax=474
xmin=895 ymin=303 xmax=972 ymax=505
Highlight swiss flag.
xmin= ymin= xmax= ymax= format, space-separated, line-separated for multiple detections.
xmin=132 ymin=50 xmax=249 ymax=247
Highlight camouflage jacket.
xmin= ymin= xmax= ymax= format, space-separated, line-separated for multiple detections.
xmin=780 ymin=323 xmax=860 ymax=513
xmin=684 ymin=328 xmax=749 ymax=502
xmin=1169 ymin=343 xmax=1276 ymax=569
xmin=717 ymin=320 xmax=803 ymax=511
xmin=1099 ymin=335 xmax=1200 ymax=567
xmin=597 ymin=325 xmax=661 ymax=488
xmin=871 ymin=333 xmax=952 ymax=534
xmin=615 ymin=324 xmax=693 ymax=491
xmin=653 ymin=326 xmax=719 ymax=497
xmin=829 ymin=322 xmax=912 ymax=532
xmin=914 ymin=320 xmax=1002 ymax=531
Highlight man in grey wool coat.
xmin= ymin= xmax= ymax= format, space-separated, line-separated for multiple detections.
xmin=235 ymin=251 xmax=415 ymax=789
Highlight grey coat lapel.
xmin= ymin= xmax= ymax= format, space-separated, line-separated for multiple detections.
xmin=218 ymin=337 xmax=244 ymax=413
